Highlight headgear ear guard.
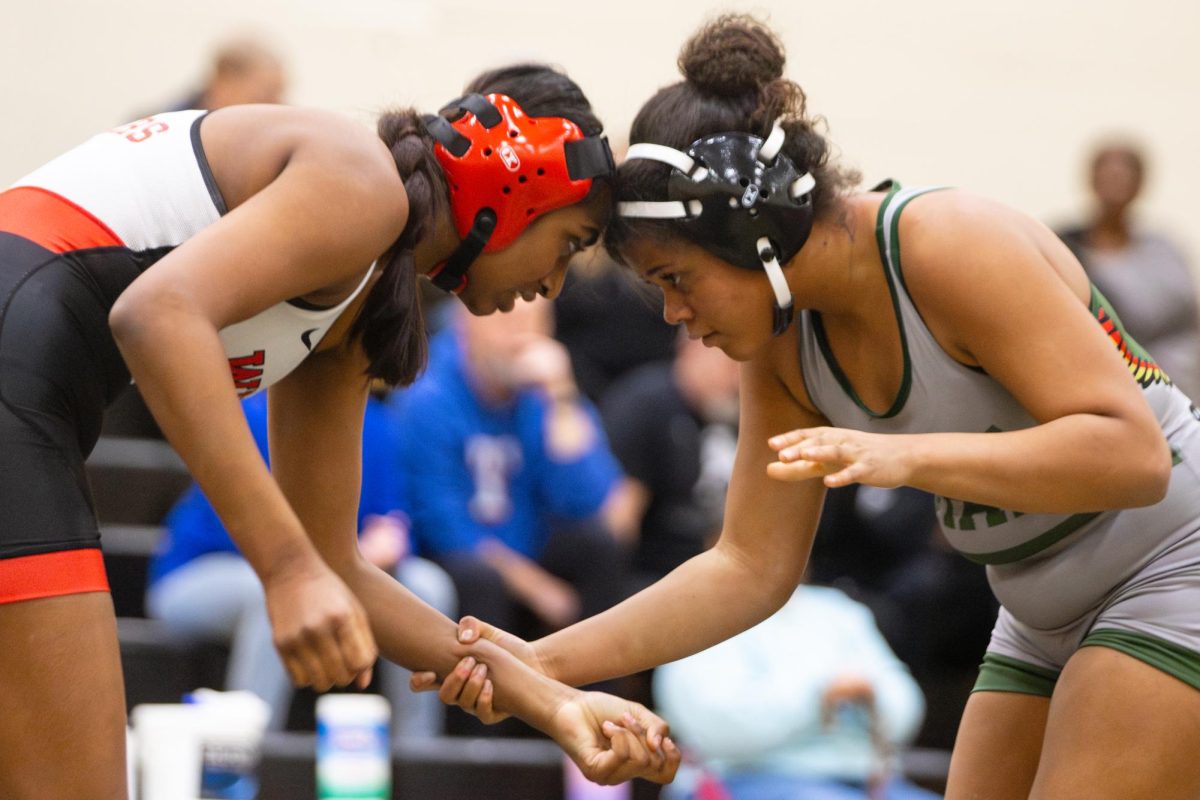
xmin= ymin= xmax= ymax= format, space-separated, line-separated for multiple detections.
xmin=618 ymin=121 xmax=816 ymax=336
xmin=421 ymin=93 xmax=614 ymax=294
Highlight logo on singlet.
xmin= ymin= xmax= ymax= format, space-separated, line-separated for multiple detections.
xmin=229 ymin=351 xmax=265 ymax=397
xmin=301 ymin=328 xmax=319 ymax=352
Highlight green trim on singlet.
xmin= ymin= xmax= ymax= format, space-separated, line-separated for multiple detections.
xmin=973 ymin=652 xmax=1059 ymax=697
xmin=1089 ymin=285 xmax=1158 ymax=366
xmin=959 ymin=511 xmax=1103 ymax=565
xmin=884 ymin=186 xmax=951 ymax=301
xmin=1089 ymin=284 xmax=1171 ymax=388
xmin=810 ymin=183 xmax=917 ymax=419
xmin=1082 ymin=629 xmax=1200 ymax=691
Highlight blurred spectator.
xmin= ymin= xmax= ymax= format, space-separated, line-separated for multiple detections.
xmin=1057 ymin=141 xmax=1200 ymax=397
xmin=554 ymin=251 xmax=678 ymax=403
xmin=392 ymin=298 xmax=626 ymax=648
xmin=654 ymin=584 xmax=938 ymax=800
xmin=806 ymin=488 xmax=997 ymax=752
xmin=159 ymin=36 xmax=287 ymax=113
xmin=600 ymin=333 xmax=741 ymax=592
xmin=145 ymin=392 xmax=455 ymax=736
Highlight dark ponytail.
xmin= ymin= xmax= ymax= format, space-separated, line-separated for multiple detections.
xmin=351 ymin=110 xmax=448 ymax=386
xmin=606 ymin=14 xmax=860 ymax=260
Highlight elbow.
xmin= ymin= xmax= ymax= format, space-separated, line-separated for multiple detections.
xmin=1132 ymin=441 xmax=1172 ymax=507
xmin=714 ymin=537 xmax=804 ymax=622
xmin=110 ymin=284 xmax=209 ymax=359
xmin=108 ymin=291 xmax=146 ymax=348
xmin=752 ymin=558 xmax=803 ymax=621
xmin=109 ymin=286 xmax=172 ymax=353
xmin=1109 ymin=434 xmax=1172 ymax=509
xmin=765 ymin=571 xmax=801 ymax=616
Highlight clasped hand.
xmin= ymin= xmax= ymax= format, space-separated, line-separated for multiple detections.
xmin=411 ymin=617 xmax=680 ymax=786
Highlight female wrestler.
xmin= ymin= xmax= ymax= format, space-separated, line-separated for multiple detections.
xmin=0 ymin=64 xmax=676 ymax=798
xmin=427 ymin=19 xmax=1200 ymax=800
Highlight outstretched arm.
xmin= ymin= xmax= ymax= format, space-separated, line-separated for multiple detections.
xmin=532 ymin=354 xmax=827 ymax=687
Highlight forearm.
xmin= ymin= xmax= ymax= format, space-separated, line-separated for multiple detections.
xmin=339 ymin=558 xmax=573 ymax=729
xmin=535 ymin=545 xmax=792 ymax=687
xmin=335 ymin=557 xmax=464 ymax=676
xmin=467 ymin=637 xmax=574 ymax=731
xmin=902 ymin=413 xmax=1170 ymax=513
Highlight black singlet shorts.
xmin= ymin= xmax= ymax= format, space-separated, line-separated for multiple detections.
xmin=0 ymin=192 xmax=161 ymax=602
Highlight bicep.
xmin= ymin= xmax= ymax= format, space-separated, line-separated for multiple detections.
xmin=908 ymin=197 xmax=1155 ymax=427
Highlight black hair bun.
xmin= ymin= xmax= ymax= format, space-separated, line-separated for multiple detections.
xmin=678 ymin=14 xmax=786 ymax=98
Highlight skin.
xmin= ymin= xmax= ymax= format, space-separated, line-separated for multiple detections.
xmin=421 ymin=187 xmax=1196 ymax=798
xmin=445 ymin=193 xmax=605 ymax=316
xmin=0 ymin=594 xmax=126 ymax=800
xmin=1 ymin=103 xmax=677 ymax=798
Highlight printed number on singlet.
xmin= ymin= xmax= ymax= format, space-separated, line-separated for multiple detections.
xmin=111 ymin=117 xmax=170 ymax=144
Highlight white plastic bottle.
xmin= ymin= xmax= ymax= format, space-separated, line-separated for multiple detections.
xmin=186 ymin=689 xmax=271 ymax=800
xmin=131 ymin=703 xmax=203 ymax=800
xmin=316 ymin=694 xmax=392 ymax=800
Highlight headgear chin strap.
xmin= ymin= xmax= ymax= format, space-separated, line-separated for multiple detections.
xmin=421 ymin=93 xmax=614 ymax=294
xmin=618 ymin=121 xmax=816 ymax=336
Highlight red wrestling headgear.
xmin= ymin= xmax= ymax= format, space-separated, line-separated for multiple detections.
xmin=421 ymin=93 xmax=614 ymax=294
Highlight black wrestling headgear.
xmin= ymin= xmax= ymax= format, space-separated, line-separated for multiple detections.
xmin=618 ymin=122 xmax=815 ymax=336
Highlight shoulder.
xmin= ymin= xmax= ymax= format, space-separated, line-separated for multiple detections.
xmin=206 ymin=105 xmax=393 ymax=173
xmin=203 ymin=105 xmax=408 ymax=240
xmin=894 ymin=189 xmax=1085 ymax=283
xmin=889 ymin=189 xmax=1088 ymax=343
xmin=899 ymin=187 xmax=1088 ymax=286
xmin=895 ymin=189 xmax=1035 ymax=258
xmin=288 ymin=108 xmax=408 ymax=234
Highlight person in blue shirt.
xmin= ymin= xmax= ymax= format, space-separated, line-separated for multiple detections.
xmin=392 ymin=297 xmax=626 ymax=647
xmin=146 ymin=391 xmax=456 ymax=735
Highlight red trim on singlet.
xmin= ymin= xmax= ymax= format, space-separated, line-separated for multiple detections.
xmin=0 ymin=186 xmax=124 ymax=253
xmin=0 ymin=549 xmax=110 ymax=604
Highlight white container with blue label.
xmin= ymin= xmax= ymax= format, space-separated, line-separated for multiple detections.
xmin=187 ymin=689 xmax=271 ymax=800
xmin=316 ymin=694 xmax=391 ymax=800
